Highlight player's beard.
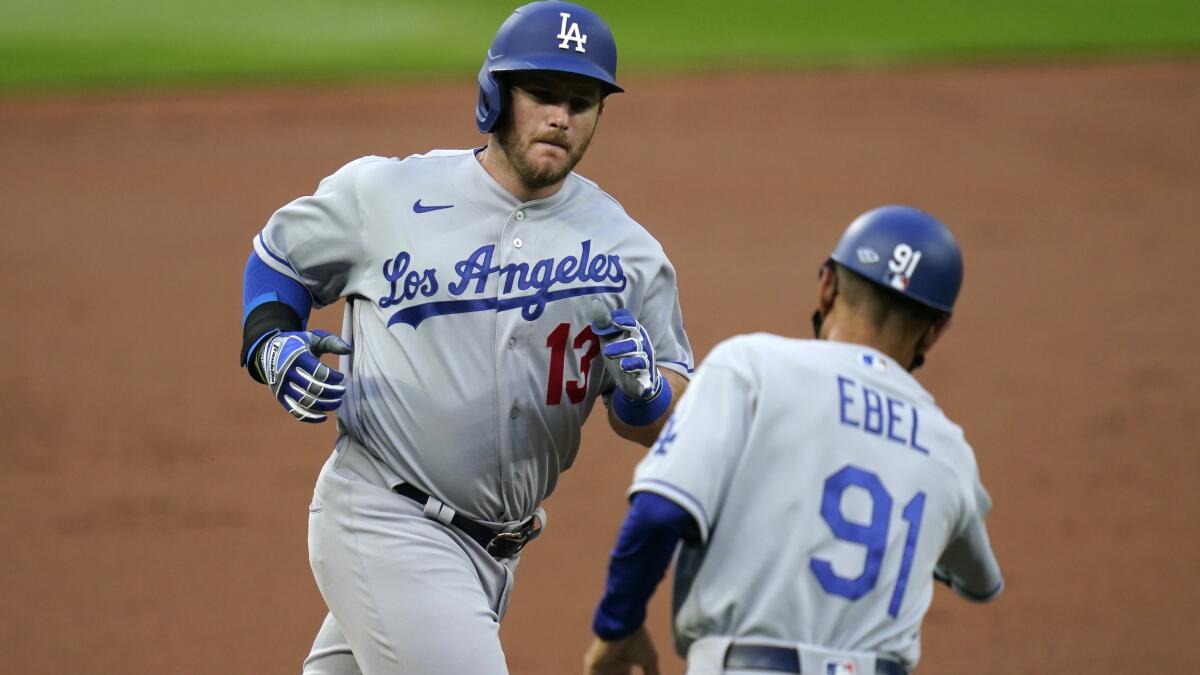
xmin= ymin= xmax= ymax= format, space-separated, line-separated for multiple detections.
xmin=497 ymin=121 xmax=595 ymax=191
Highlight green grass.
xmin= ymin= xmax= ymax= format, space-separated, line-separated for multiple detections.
xmin=3 ymin=0 xmax=1199 ymax=91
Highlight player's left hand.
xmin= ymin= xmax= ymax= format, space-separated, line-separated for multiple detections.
xmin=591 ymin=307 xmax=661 ymax=401
xmin=583 ymin=627 xmax=660 ymax=675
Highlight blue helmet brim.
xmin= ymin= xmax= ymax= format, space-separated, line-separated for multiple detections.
xmin=489 ymin=53 xmax=624 ymax=94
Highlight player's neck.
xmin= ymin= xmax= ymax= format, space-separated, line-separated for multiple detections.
xmin=824 ymin=316 xmax=917 ymax=370
xmin=476 ymin=143 xmax=564 ymax=203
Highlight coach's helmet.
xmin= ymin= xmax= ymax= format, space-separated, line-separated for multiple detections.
xmin=476 ymin=1 xmax=623 ymax=133
xmin=829 ymin=205 xmax=964 ymax=314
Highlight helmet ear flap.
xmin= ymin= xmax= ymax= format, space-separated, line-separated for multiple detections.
xmin=476 ymin=66 xmax=503 ymax=133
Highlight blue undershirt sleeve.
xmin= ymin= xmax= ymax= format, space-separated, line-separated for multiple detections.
xmin=592 ymin=492 xmax=700 ymax=640
xmin=242 ymin=252 xmax=313 ymax=327
xmin=240 ymin=253 xmax=315 ymax=369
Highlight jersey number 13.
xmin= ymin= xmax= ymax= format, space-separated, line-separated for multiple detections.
xmin=544 ymin=323 xmax=601 ymax=405
xmin=810 ymin=464 xmax=926 ymax=619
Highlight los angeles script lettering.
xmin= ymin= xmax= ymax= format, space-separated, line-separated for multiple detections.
xmin=378 ymin=239 xmax=625 ymax=320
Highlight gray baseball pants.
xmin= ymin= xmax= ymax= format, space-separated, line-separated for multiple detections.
xmin=302 ymin=445 xmax=517 ymax=675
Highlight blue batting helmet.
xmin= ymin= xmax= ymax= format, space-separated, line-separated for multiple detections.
xmin=829 ymin=205 xmax=964 ymax=314
xmin=475 ymin=1 xmax=623 ymax=133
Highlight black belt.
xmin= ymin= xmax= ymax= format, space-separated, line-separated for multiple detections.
xmin=393 ymin=483 xmax=540 ymax=560
xmin=724 ymin=644 xmax=909 ymax=675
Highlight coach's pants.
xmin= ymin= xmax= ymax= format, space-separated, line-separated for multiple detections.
xmin=302 ymin=448 xmax=516 ymax=675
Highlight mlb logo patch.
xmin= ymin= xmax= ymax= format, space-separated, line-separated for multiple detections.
xmin=860 ymin=352 xmax=888 ymax=371
xmin=886 ymin=271 xmax=911 ymax=291
xmin=824 ymin=658 xmax=856 ymax=675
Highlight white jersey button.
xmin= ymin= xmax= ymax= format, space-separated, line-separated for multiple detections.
xmin=508 ymin=337 xmax=517 ymax=347
xmin=510 ymin=406 xmax=520 ymax=419
xmin=515 ymin=210 xmax=526 ymax=221
xmin=513 ymin=237 xmax=524 ymax=249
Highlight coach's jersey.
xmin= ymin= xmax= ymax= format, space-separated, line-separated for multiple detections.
xmin=254 ymin=151 xmax=692 ymax=526
xmin=631 ymin=334 xmax=1000 ymax=667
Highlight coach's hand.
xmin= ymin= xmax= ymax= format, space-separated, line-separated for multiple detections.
xmin=583 ymin=626 xmax=660 ymax=675
xmin=591 ymin=306 xmax=661 ymax=401
xmin=253 ymin=329 xmax=353 ymax=423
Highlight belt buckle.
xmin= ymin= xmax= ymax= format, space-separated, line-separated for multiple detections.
xmin=485 ymin=517 xmax=542 ymax=559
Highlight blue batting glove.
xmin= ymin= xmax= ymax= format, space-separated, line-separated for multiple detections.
xmin=591 ymin=307 xmax=661 ymax=401
xmin=254 ymin=329 xmax=353 ymax=423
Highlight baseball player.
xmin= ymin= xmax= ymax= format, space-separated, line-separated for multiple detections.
xmin=237 ymin=3 xmax=693 ymax=673
xmin=583 ymin=206 xmax=1003 ymax=675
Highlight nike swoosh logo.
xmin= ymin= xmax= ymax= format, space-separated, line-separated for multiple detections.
xmin=413 ymin=199 xmax=454 ymax=214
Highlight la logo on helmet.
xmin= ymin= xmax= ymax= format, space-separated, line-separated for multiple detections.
xmin=557 ymin=12 xmax=588 ymax=52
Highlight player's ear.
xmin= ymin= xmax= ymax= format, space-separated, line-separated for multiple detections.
xmin=812 ymin=260 xmax=837 ymax=339
xmin=817 ymin=261 xmax=838 ymax=314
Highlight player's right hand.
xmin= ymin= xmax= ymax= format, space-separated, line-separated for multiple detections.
xmin=253 ymin=329 xmax=353 ymax=423
xmin=583 ymin=626 xmax=660 ymax=675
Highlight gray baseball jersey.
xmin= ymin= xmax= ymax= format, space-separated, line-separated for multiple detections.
xmin=630 ymin=334 xmax=1001 ymax=669
xmin=254 ymin=150 xmax=693 ymax=527
xmin=256 ymin=150 xmax=693 ymax=674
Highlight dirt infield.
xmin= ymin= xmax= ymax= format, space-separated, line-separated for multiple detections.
xmin=2 ymin=61 xmax=1198 ymax=674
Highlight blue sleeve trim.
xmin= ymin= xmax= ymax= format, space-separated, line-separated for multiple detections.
xmin=956 ymin=576 xmax=1004 ymax=603
xmin=242 ymin=253 xmax=312 ymax=327
xmin=257 ymin=233 xmax=296 ymax=272
xmin=592 ymin=493 xmax=696 ymax=640
xmin=613 ymin=377 xmax=673 ymax=427
xmin=632 ymin=478 xmax=711 ymax=535
xmin=934 ymin=568 xmax=952 ymax=587
xmin=663 ymin=360 xmax=695 ymax=374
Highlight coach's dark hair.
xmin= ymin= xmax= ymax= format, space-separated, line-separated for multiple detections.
xmin=833 ymin=263 xmax=945 ymax=343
